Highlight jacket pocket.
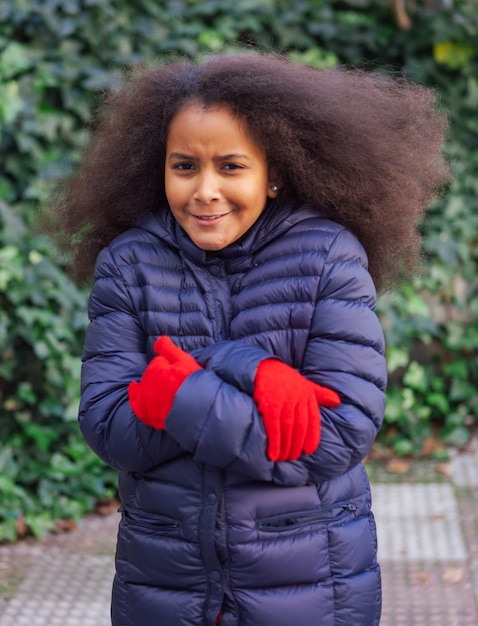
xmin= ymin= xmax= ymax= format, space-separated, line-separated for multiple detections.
xmin=119 ymin=505 xmax=180 ymax=534
xmin=256 ymin=501 xmax=357 ymax=532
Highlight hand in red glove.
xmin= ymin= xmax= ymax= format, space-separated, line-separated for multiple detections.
xmin=253 ymin=359 xmax=340 ymax=462
xmin=128 ymin=336 xmax=201 ymax=429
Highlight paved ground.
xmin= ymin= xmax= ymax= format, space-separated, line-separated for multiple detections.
xmin=1 ymin=437 xmax=477 ymax=625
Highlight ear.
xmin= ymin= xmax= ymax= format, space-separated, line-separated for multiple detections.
xmin=267 ymin=167 xmax=281 ymax=198
xmin=267 ymin=182 xmax=280 ymax=199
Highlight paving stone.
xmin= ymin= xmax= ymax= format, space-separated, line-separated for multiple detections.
xmin=0 ymin=553 xmax=114 ymax=626
xmin=373 ymin=483 xmax=467 ymax=560
xmin=450 ymin=441 xmax=478 ymax=488
xmin=380 ymin=560 xmax=478 ymax=626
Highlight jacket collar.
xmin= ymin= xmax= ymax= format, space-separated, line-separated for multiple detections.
xmin=134 ymin=200 xmax=323 ymax=264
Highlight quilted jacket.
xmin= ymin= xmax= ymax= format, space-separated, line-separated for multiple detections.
xmin=79 ymin=200 xmax=387 ymax=626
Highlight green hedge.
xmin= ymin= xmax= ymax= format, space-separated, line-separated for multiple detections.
xmin=0 ymin=201 xmax=117 ymax=541
xmin=1 ymin=0 xmax=477 ymax=540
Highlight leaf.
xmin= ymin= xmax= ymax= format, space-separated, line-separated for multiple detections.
xmin=427 ymin=392 xmax=450 ymax=415
xmin=15 ymin=515 xmax=29 ymax=538
xmin=386 ymin=346 xmax=409 ymax=374
xmin=0 ymin=42 xmax=34 ymax=79
xmin=441 ymin=568 xmax=463 ymax=584
xmin=403 ymin=362 xmax=428 ymax=394
xmin=392 ymin=437 xmax=415 ymax=458
xmin=0 ymin=81 xmax=25 ymax=125
xmin=435 ymin=462 xmax=453 ymax=477
xmin=411 ymin=571 xmax=430 ymax=587
xmin=442 ymin=425 xmax=470 ymax=447
xmin=433 ymin=42 xmax=475 ymax=69
xmin=0 ymin=519 xmax=18 ymax=543
xmin=21 ymin=422 xmax=58 ymax=452
xmin=24 ymin=511 xmax=55 ymax=540
xmin=386 ymin=458 xmax=412 ymax=474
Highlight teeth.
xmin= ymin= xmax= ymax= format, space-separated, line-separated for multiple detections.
xmin=198 ymin=215 xmax=223 ymax=220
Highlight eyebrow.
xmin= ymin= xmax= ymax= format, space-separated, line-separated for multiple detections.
xmin=168 ymin=152 xmax=251 ymax=161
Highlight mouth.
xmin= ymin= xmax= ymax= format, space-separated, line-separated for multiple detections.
xmin=192 ymin=211 xmax=232 ymax=223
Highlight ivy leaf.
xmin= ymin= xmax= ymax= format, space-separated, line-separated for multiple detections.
xmin=433 ymin=41 xmax=475 ymax=69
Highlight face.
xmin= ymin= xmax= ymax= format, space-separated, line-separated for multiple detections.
xmin=165 ymin=102 xmax=278 ymax=251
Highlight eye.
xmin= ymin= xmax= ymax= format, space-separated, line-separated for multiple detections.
xmin=172 ymin=162 xmax=195 ymax=171
xmin=222 ymin=163 xmax=243 ymax=171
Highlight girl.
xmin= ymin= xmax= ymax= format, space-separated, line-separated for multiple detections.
xmin=50 ymin=53 xmax=448 ymax=625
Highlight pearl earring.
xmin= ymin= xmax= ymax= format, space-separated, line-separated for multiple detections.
xmin=271 ymin=185 xmax=278 ymax=193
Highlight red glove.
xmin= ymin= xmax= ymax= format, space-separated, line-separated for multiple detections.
xmin=128 ymin=336 xmax=201 ymax=429
xmin=253 ymin=359 xmax=340 ymax=462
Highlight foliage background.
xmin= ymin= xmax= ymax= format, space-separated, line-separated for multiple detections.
xmin=1 ymin=0 xmax=477 ymax=541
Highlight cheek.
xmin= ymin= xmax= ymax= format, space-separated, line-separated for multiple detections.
xmin=164 ymin=173 xmax=172 ymax=202
xmin=233 ymin=180 xmax=266 ymax=207
xmin=164 ymin=177 xmax=184 ymax=207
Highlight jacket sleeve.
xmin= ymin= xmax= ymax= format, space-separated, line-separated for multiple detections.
xmin=79 ymin=247 xmax=276 ymax=477
xmin=79 ymin=247 xmax=185 ymax=473
xmin=174 ymin=227 xmax=387 ymax=487
xmin=163 ymin=341 xmax=278 ymax=478
xmin=298 ymin=227 xmax=387 ymax=484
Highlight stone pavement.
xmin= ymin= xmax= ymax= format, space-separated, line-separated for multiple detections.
xmin=0 ymin=438 xmax=477 ymax=625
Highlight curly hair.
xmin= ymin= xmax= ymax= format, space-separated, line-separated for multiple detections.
xmin=46 ymin=52 xmax=449 ymax=291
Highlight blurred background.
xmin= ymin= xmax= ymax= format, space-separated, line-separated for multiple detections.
xmin=0 ymin=0 xmax=477 ymax=543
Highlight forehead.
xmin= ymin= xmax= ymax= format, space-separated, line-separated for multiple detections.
xmin=167 ymin=102 xmax=262 ymax=154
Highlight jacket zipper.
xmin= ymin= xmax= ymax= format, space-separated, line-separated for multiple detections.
xmin=118 ymin=505 xmax=179 ymax=531
xmin=256 ymin=501 xmax=357 ymax=532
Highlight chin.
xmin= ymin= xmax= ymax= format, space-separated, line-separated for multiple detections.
xmin=197 ymin=242 xmax=229 ymax=251
xmin=193 ymin=237 xmax=231 ymax=251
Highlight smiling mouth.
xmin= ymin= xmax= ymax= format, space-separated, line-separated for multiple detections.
xmin=193 ymin=212 xmax=232 ymax=221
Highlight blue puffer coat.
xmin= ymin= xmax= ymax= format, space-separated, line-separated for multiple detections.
xmin=79 ymin=200 xmax=387 ymax=626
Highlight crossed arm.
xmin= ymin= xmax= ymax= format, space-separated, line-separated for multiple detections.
xmin=79 ymin=229 xmax=386 ymax=485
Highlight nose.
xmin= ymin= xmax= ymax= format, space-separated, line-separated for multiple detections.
xmin=193 ymin=170 xmax=220 ymax=204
